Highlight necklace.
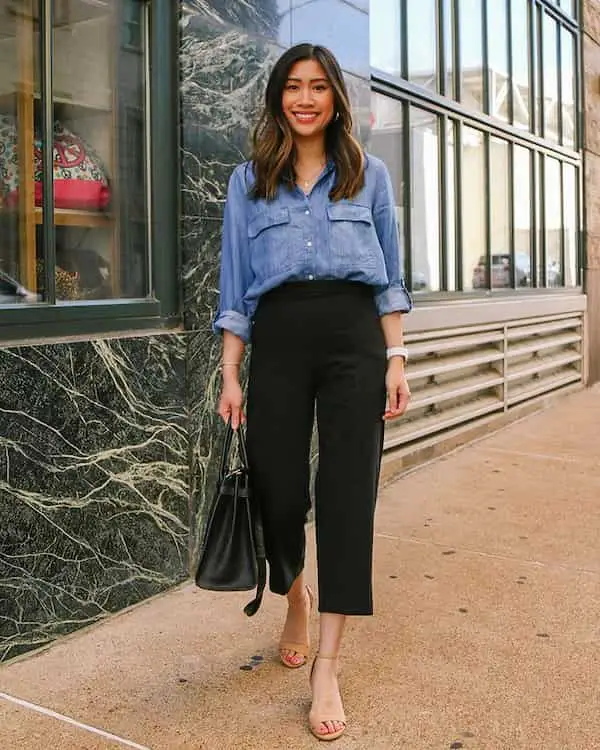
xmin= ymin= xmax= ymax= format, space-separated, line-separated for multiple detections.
xmin=296 ymin=160 xmax=326 ymax=191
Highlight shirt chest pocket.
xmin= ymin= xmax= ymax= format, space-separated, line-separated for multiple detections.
xmin=326 ymin=203 xmax=379 ymax=268
xmin=247 ymin=207 xmax=296 ymax=277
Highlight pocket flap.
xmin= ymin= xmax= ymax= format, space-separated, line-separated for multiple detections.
xmin=326 ymin=203 xmax=372 ymax=223
xmin=248 ymin=207 xmax=290 ymax=238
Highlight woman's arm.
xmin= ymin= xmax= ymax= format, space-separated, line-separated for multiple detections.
xmin=214 ymin=166 xmax=253 ymax=429
xmin=371 ymin=158 xmax=412 ymax=420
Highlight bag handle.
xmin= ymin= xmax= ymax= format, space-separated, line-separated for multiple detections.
xmin=219 ymin=423 xmax=250 ymax=484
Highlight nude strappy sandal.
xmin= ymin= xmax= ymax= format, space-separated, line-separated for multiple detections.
xmin=308 ymin=653 xmax=347 ymax=741
xmin=279 ymin=585 xmax=314 ymax=669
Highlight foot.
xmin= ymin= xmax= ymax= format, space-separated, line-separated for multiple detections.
xmin=279 ymin=586 xmax=312 ymax=668
xmin=309 ymin=654 xmax=346 ymax=740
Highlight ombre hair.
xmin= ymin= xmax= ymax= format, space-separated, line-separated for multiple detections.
xmin=250 ymin=43 xmax=365 ymax=201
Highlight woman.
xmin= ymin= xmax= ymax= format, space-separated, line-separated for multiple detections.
xmin=214 ymin=43 xmax=412 ymax=741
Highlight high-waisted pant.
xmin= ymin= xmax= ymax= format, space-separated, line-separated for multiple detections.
xmin=246 ymin=281 xmax=387 ymax=615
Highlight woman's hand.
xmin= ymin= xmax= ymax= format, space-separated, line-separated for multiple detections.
xmin=218 ymin=373 xmax=245 ymax=430
xmin=384 ymin=357 xmax=411 ymax=421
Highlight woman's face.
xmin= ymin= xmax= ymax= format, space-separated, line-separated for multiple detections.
xmin=281 ymin=58 xmax=335 ymax=140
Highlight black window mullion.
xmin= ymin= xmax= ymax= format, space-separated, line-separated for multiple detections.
xmin=41 ymin=0 xmax=56 ymax=305
xmin=560 ymin=162 xmax=566 ymax=284
xmin=531 ymin=149 xmax=539 ymax=287
xmin=400 ymin=0 xmax=409 ymax=80
xmin=484 ymin=131 xmax=492 ymax=290
xmin=528 ymin=0 xmax=536 ymax=134
xmin=455 ymin=120 xmax=464 ymax=290
xmin=537 ymin=5 xmax=545 ymax=139
xmin=438 ymin=0 xmax=446 ymax=97
xmin=539 ymin=154 xmax=547 ymax=286
xmin=482 ymin=0 xmax=490 ymax=115
xmin=507 ymin=0 xmax=514 ymax=124
xmin=455 ymin=0 xmax=462 ymax=102
xmin=557 ymin=18 xmax=563 ymax=145
xmin=439 ymin=114 xmax=448 ymax=290
xmin=509 ymin=142 xmax=516 ymax=287
xmin=402 ymin=101 xmax=413 ymax=292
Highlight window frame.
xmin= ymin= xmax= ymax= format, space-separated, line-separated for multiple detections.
xmin=0 ymin=0 xmax=180 ymax=343
xmin=369 ymin=0 xmax=583 ymax=301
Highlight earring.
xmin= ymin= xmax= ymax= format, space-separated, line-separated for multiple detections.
xmin=335 ymin=111 xmax=340 ymax=121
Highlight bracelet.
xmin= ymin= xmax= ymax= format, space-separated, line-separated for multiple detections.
xmin=386 ymin=346 xmax=408 ymax=362
xmin=220 ymin=362 xmax=241 ymax=368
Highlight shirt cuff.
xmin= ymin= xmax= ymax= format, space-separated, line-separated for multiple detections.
xmin=374 ymin=281 xmax=413 ymax=316
xmin=213 ymin=309 xmax=251 ymax=343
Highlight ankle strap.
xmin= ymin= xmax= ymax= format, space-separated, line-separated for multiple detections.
xmin=315 ymin=652 xmax=338 ymax=660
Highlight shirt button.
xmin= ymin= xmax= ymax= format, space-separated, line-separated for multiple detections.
xmin=307 ymin=241 xmax=312 ymax=247
xmin=308 ymin=274 xmax=314 ymax=280
xmin=305 ymin=209 xmax=310 ymax=215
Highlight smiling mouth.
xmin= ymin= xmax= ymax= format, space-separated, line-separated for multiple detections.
xmin=293 ymin=112 xmax=319 ymax=122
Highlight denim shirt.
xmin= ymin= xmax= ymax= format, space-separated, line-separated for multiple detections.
xmin=214 ymin=153 xmax=412 ymax=342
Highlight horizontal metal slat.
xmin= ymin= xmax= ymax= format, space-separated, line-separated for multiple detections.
xmin=507 ymin=332 xmax=582 ymax=358
xmin=506 ymin=316 xmax=582 ymax=340
xmin=506 ymin=351 xmax=582 ymax=382
xmin=384 ymin=396 xmax=503 ymax=450
xmin=409 ymin=332 xmax=505 ymax=358
xmin=407 ymin=350 xmax=504 ymax=381
xmin=507 ymin=371 xmax=582 ymax=407
xmin=408 ymin=373 xmax=504 ymax=412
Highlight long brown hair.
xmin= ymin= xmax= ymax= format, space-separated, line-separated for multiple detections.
xmin=250 ymin=44 xmax=365 ymax=202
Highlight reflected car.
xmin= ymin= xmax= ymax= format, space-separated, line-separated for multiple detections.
xmin=472 ymin=252 xmax=561 ymax=289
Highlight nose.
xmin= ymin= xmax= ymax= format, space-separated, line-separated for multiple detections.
xmin=296 ymin=84 xmax=315 ymax=107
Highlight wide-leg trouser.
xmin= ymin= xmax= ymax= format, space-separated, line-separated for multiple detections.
xmin=246 ymin=281 xmax=387 ymax=615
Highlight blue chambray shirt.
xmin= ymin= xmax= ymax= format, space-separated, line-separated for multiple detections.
xmin=214 ymin=153 xmax=413 ymax=343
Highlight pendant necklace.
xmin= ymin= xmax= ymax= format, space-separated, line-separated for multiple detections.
xmin=297 ymin=161 xmax=326 ymax=192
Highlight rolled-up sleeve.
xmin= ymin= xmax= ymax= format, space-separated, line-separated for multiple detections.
xmin=213 ymin=166 xmax=253 ymax=342
xmin=372 ymin=160 xmax=413 ymax=316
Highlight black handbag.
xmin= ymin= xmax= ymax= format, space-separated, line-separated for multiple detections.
xmin=194 ymin=424 xmax=266 ymax=616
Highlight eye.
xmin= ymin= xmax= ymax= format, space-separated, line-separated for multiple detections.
xmin=314 ymin=85 xmax=327 ymax=92
xmin=285 ymin=83 xmax=299 ymax=91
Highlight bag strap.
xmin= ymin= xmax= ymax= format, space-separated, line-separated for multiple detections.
xmin=243 ymin=511 xmax=266 ymax=617
xmin=218 ymin=423 xmax=235 ymax=483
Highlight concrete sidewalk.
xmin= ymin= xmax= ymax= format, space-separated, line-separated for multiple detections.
xmin=1 ymin=388 xmax=599 ymax=750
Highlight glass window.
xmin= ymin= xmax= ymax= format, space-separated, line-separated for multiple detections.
xmin=446 ymin=119 xmax=457 ymax=291
xmin=511 ymin=0 xmax=531 ymax=132
xmin=561 ymin=29 xmax=576 ymax=149
xmin=407 ymin=0 xmax=437 ymax=92
xmin=563 ymin=163 xmax=578 ymax=287
xmin=543 ymin=13 xmax=559 ymax=143
xmin=410 ymin=107 xmax=440 ymax=293
xmin=489 ymin=138 xmax=510 ymax=289
xmin=513 ymin=146 xmax=532 ymax=288
xmin=370 ymin=0 xmax=402 ymax=77
xmin=462 ymin=126 xmax=486 ymax=290
xmin=443 ymin=0 xmax=455 ymax=98
xmin=0 ymin=0 xmax=43 ymax=302
xmin=0 ymin=0 xmax=149 ymax=305
xmin=545 ymin=157 xmax=562 ymax=287
xmin=459 ymin=0 xmax=484 ymax=112
xmin=488 ymin=0 xmax=509 ymax=122
xmin=369 ymin=92 xmax=406 ymax=283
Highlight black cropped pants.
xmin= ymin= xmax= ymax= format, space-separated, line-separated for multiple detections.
xmin=246 ymin=281 xmax=387 ymax=615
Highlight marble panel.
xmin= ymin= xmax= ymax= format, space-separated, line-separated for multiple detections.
xmin=0 ymin=334 xmax=188 ymax=661
xmin=290 ymin=0 xmax=369 ymax=79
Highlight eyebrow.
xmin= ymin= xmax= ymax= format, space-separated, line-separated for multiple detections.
xmin=286 ymin=77 xmax=330 ymax=83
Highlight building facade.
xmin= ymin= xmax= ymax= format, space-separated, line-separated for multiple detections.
xmin=0 ymin=0 xmax=595 ymax=661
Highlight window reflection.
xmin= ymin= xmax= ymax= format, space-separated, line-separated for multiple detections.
xmin=543 ymin=14 xmax=559 ymax=143
xmin=443 ymin=0 xmax=454 ymax=98
xmin=561 ymin=29 xmax=576 ymax=149
xmin=407 ymin=0 xmax=437 ymax=92
xmin=369 ymin=92 xmax=407 ymax=284
xmin=462 ymin=126 xmax=486 ymax=290
xmin=410 ymin=107 xmax=440 ymax=292
xmin=511 ymin=0 xmax=531 ymax=131
xmin=370 ymin=0 xmax=402 ymax=77
xmin=489 ymin=138 xmax=510 ymax=289
xmin=513 ymin=146 xmax=532 ymax=288
xmin=459 ymin=0 xmax=484 ymax=112
xmin=488 ymin=0 xmax=509 ymax=122
xmin=446 ymin=119 xmax=457 ymax=290
xmin=563 ymin=163 xmax=578 ymax=287
xmin=545 ymin=157 xmax=561 ymax=287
